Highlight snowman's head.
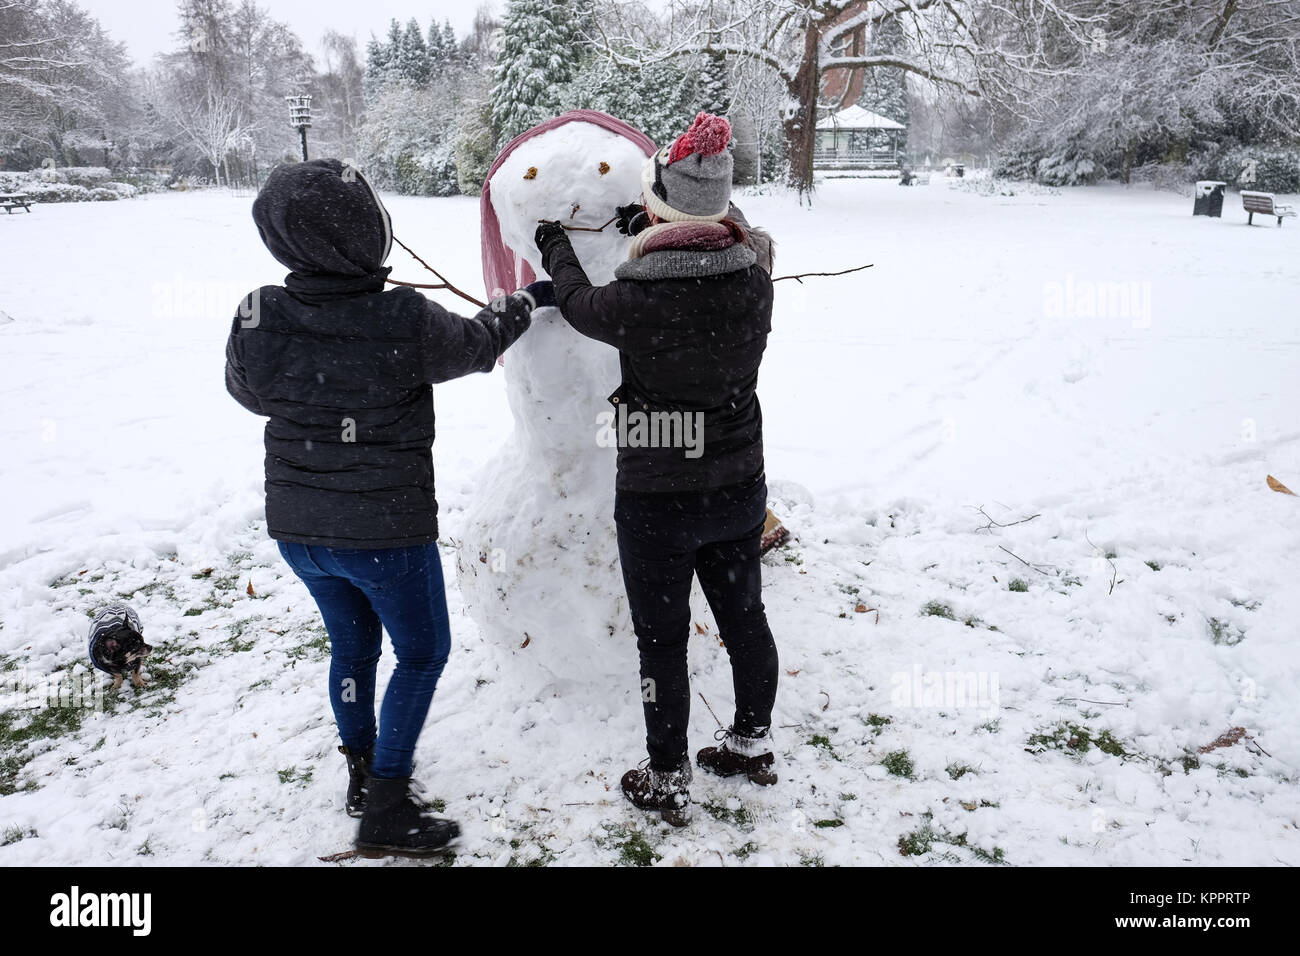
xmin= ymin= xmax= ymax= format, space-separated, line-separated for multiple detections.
xmin=482 ymin=112 xmax=655 ymax=293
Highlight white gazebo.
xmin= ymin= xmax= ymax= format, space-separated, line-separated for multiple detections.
xmin=814 ymin=104 xmax=906 ymax=170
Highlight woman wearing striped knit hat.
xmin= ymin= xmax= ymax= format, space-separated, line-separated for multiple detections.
xmin=534 ymin=112 xmax=780 ymax=826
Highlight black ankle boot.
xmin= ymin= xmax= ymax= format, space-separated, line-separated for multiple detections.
xmin=338 ymin=744 xmax=373 ymax=818
xmin=697 ymin=726 xmax=777 ymax=786
xmin=356 ymin=776 xmax=460 ymax=857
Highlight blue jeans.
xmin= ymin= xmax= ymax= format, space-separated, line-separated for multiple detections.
xmin=277 ymin=541 xmax=452 ymax=779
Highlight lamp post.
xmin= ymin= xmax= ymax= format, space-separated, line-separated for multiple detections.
xmin=286 ymin=92 xmax=312 ymax=162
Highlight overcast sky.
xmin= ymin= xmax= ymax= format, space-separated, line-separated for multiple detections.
xmin=77 ymin=0 xmax=498 ymax=65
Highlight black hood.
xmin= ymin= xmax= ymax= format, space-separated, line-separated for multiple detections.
xmin=252 ymin=159 xmax=393 ymax=284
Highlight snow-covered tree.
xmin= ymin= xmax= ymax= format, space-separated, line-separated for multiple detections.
xmin=463 ymin=4 xmax=500 ymax=66
xmin=315 ymin=30 xmax=365 ymax=161
xmin=394 ymin=18 xmax=430 ymax=85
xmin=356 ymin=17 xmax=490 ymax=196
xmin=729 ymin=54 xmax=788 ymax=184
xmin=449 ymin=7 xmax=499 ymax=193
xmin=360 ymin=79 xmax=462 ymax=196
xmin=364 ymin=20 xmax=405 ymax=98
xmin=440 ymin=20 xmax=461 ymax=67
xmin=453 ymin=70 xmax=496 ymax=195
xmin=426 ymin=19 xmax=447 ymax=67
xmin=855 ymin=16 xmax=909 ymax=155
xmin=150 ymin=72 xmax=250 ymax=185
xmin=561 ymin=57 xmax=694 ymax=147
xmin=584 ymin=0 xmax=1098 ymax=195
xmin=150 ymin=0 xmax=311 ymax=183
xmin=693 ymin=50 xmax=731 ymax=116
xmin=227 ymin=1 xmax=312 ymax=164
xmin=990 ymin=0 xmax=1300 ymax=185
xmin=859 ymin=67 xmax=907 ymax=124
xmin=492 ymin=0 xmax=584 ymax=145
xmin=0 ymin=0 xmax=137 ymax=166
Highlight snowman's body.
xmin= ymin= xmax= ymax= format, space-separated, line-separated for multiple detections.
xmin=456 ymin=119 xmax=662 ymax=682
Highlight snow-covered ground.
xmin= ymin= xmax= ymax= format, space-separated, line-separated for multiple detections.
xmin=1 ymin=177 xmax=1297 ymax=866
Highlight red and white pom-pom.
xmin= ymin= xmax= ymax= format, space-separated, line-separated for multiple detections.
xmin=668 ymin=112 xmax=732 ymax=163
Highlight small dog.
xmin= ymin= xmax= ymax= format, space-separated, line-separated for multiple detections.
xmin=88 ymin=603 xmax=152 ymax=690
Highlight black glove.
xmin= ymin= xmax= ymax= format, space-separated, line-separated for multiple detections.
xmin=615 ymin=203 xmax=650 ymax=236
xmin=534 ymin=220 xmax=570 ymax=257
xmin=521 ymin=280 xmax=556 ymax=310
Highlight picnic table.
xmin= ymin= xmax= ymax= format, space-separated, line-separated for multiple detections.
xmin=1 ymin=192 xmax=34 ymax=213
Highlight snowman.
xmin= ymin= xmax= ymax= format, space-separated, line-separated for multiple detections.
xmin=456 ymin=111 xmax=715 ymax=683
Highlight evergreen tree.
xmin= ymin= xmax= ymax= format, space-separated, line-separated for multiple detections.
xmin=454 ymin=72 xmax=497 ymax=195
xmin=383 ymin=18 xmax=404 ymax=62
xmin=562 ymin=58 xmax=694 ymax=147
xmin=694 ymin=51 xmax=731 ymax=116
xmin=364 ymin=36 xmax=390 ymax=80
xmin=570 ymin=0 xmax=596 ymax=44
xmin=426 ymin=19 xmax=447 ymax=69
xmin=395 ymin=18 xmax=430 ymax=85
xmin=858 ymin=17 xmax=909 ymax=153
xmin=859 ymin=69 xmax=908 ymax=126
xmin=363 ymin=19 xmax=403 ymax=98
xmin=492 ymin=0 xmax=582 ymax=145
xmin=442 ymin=21 xmax=460 ymax=65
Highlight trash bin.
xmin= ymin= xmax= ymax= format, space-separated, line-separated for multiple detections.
xmin=1194 ymin=180 xmax=1226 ymax=217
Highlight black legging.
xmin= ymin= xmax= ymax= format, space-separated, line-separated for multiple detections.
xmin=614 ymin=472 xmax=779 ymax=770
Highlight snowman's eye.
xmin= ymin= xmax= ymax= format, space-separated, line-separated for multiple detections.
xmin=523 ymin=166 xmax=538 ymax=180
xmin=598 ymin=162 xmax=610 ymax=175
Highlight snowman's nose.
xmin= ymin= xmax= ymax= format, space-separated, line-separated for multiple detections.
xmin=569 ymin=202 xmax=581 ymax=220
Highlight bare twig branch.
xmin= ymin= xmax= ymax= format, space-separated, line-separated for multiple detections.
xmin=1085 ymin=530 xmax=1119 ymax=595
xmin=1246 ymin=736 xmax=1273 ymax=758
xmin=537 ymin=215 xmax=619 ymax=233
xmin=773 ymin=263 xmax=874 ymax=282
xmin=1058 ymin=697 xmax=1127 ymax=706
xmin=389 ymin=235 xmax=487 ymax=308
xmin=972 ymin=505 xmax=1041 ymax=533
xmin=699 ymin=692 xmax=725 ymax=730
xmin=998 ymin=545 xmax=1053 ymax=575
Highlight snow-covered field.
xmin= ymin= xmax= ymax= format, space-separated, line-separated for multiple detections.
xmin=1 ymin=177 xmax=1297 ymax=866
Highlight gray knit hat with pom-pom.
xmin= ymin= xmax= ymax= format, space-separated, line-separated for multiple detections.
xmin=641 ymin=112 xmax=734 ymax=223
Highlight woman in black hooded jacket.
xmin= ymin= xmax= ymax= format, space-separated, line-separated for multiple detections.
xmin=534 ymin=113 xmax=780 ymax=827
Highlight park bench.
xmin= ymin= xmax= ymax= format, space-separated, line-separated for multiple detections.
xmin=1241 ymin=190 xmax=1295 ymax=227
xmin=0 ymin=192 xmax=33 ymax=214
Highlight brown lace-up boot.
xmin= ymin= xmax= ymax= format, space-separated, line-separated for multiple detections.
xmin=696 ymin=726 xmax=777 ymax=786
